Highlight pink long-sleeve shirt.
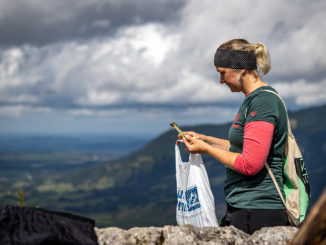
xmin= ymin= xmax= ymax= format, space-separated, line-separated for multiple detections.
xmin=233 ymin=121 xmax=275 ymax=176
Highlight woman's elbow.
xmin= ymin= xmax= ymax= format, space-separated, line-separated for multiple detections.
xmin=243 ymin=167 xmax=261 ymax=176
xmin=234 ymin=155 xmax=264 ymax=176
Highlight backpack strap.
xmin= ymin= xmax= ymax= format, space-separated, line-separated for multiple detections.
xmin=261 ymin=89 xmax=290 ymax=208
xmin=264 ymin=162 xmax=286 ymax=207
xmin=261 ymin=89 xmax=293 ymax=136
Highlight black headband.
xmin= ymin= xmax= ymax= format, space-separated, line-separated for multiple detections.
xmin=214 ymin=49 xmax=257 ymax=69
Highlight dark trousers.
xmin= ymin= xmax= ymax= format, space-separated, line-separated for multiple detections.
xmin=220 ymin=204 xmax=290 ymax=234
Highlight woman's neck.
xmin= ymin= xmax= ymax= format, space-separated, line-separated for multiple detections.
xmin=242 ymin=74 xmax=268 ymax=95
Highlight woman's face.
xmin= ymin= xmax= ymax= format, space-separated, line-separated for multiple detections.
xmin=216 ymin=67 xmax=243 ymax=92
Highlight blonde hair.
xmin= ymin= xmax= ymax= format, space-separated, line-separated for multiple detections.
xmin=219 ymin=39 xmax=271 ymax=75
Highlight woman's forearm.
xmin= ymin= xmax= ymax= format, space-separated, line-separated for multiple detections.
xmin=206 ymin=144 xmax=239 ymax=170
xmin=203 ymin=135 xmax=230 ymax=151
xmin=182 ymin=131 xmax=230 ymax=151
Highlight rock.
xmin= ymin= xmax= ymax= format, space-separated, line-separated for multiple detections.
xmin=95 ymin=226 xmax=163 ymax=245
xmin=162 ymin=224 xmax=248 ymax=245
xmin=95 ymin=225 xmax=298 ymax=245
xmin=248 ymin=226 xmax=298 ymax=245
xmin=128 ymin=227 xmax=164 ymax=245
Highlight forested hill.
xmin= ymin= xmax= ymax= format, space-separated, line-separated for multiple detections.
xmin=1 ymin=104 xmax=325 ymax=228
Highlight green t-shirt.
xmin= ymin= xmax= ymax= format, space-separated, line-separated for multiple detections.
xmin=225 ymin=86 xmax=287 ymax=209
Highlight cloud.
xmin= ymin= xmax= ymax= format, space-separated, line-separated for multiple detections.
xmin=0 ymin=0 xmax=186 ymax=46
xmin=273 ymin=78 xmax=326 ymax=106
xmin=0 ymin=21 xmax=234 ymax=112
xmin=0 ymin=0 xmax=325 ymax=134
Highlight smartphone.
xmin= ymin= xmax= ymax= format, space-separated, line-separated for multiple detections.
xmin=170 ymin=122 xmax=186 ymax=139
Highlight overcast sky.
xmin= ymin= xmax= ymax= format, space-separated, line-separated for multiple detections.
xmin=0 ymin=0 xmax=325 ymax=136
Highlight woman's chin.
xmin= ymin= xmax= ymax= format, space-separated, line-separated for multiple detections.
xmin=229 ymin=87 xmax=241 ymax=93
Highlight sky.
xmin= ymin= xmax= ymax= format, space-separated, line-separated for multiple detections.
xmin=0 ymin=0 xmax=326 ymax=137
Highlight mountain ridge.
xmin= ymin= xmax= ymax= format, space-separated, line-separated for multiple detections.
xmin=1 ymin=104 xmax=325 ymax=228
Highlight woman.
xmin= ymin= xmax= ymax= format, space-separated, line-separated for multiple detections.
xmin=179 ymin=38 xmax=289 ymax=234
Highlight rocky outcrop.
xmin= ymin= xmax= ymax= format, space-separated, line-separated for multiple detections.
xmin=95 ymin=225 xmax=298 ymax=245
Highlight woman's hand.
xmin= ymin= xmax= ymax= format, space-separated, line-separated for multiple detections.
xmin=175 ymin=131 xmax=238 ymax=169
xmin=182 ymin=135 xmax=210 ymax=154
xmin=176 ymin=131 xmax=205 ymax=145
xmin=177 ymin=131 xmax=206 ymax=142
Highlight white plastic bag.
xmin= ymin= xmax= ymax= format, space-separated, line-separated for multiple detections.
xmin=175 ymin=144 xmax=219 ymax=227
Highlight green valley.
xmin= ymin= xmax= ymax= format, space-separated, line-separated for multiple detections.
xmin=0 ymin=105 xmax=325 ymax=228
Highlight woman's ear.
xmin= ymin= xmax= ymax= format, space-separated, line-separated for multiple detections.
xmin=241 ymin=69 xmax=247 ymax=76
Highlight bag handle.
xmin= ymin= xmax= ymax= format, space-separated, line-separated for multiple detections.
xmin=175 ymin=144 xmax=183 ymax=163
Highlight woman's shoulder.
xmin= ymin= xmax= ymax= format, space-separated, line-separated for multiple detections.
xmin=247 ymin=86 xmax=280 ymax=106
xmin=244 ymin=86 xmax=284 ymax=121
